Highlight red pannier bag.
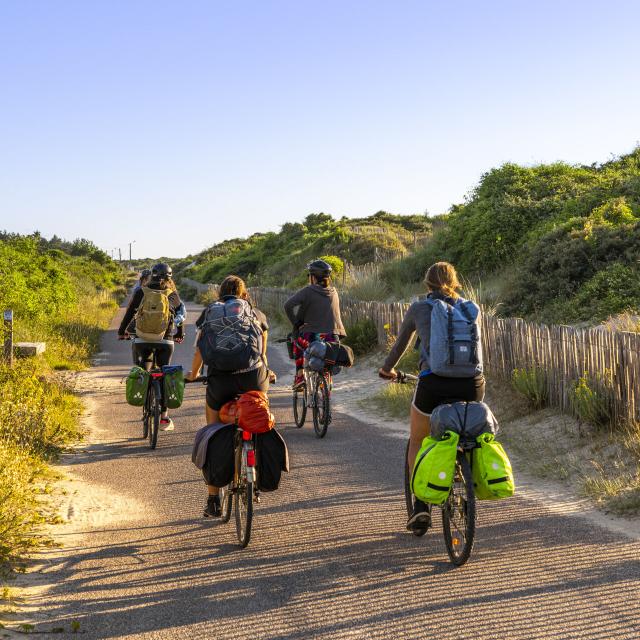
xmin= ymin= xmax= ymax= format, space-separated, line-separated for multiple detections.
xmin=238 ymin=391 xmax=275 ymax=434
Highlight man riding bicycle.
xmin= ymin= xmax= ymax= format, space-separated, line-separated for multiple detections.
xmin=118 ymin=262 xmax=185 ymax=431
xmin=283 ymin=259 xmax=346 ymax=389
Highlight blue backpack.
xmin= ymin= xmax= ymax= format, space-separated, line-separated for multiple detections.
xmin=424 ymin=297 xmax=482 ymax=378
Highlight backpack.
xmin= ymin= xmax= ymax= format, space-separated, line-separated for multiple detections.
xmin=125 ymin=366 xmax=150 ymax=406
xmin=424 ymin=297 xmax=482 ymax=378
xmin=472 ymin=433 xmax=515 ymax=500
xmin=197 ymin=299 xmax=264 ymax=373
xmin=135 ymin=287 xmax=171 ymax=341
xmin=430 ymin=401 xmax=498 ymax=440
xmin=202 ymin=424 xmax=235 ymax=487
xmin=410 ymin=430 xmax=459 ymax=504
xmin=162 ymin=365 xmax=184 ymax=409
xmin=256 ymin=428 xmax=289 ymax=491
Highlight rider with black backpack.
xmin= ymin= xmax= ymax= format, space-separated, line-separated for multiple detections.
xmin=186 ymin=275 xmax=270 ymax=517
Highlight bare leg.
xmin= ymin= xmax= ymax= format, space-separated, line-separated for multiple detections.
xmin=408 ymin=406 xmax=430 ymax=473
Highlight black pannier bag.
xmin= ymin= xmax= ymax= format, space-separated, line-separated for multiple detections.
xmin=430 ymin=401 xmax=498 ymax=440
xmin=325 ymin=342 xmax=354 ymax=368
xmin=203 ymin=424 xmax=235 ymax=487
xmin=256 ymin=428 xmax=289 ymax=492
xmin=285 ymin=333 xmax=295 ymax=360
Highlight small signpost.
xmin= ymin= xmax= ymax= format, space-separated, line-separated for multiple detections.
xmin=3 ymin=309 xmax=13 ymax=367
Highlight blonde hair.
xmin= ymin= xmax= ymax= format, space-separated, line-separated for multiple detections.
xmin=424 ymin=262 xmax=461 ymax=299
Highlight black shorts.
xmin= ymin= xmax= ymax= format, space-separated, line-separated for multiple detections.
xmin=206 ymin=366 xmax=270 ymax=411
xmin=413 ymin=373 xmax=485 ymax=416
xmin=133 ymin=341 xmax=174 ymax=370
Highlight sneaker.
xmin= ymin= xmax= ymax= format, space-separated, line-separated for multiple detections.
xmin=407 ymin=502 xmax=431 ymax=535
xmin=160 ymin=418 xmax=174 ymax=431
xmin=292 ymin=374 xmax=305 ymax=390
xmin=204 ymin=495 xmax=221 ymax=518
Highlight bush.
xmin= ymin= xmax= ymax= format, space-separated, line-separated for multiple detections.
xmin=511 ymin=367 xmax=548 ymax=409
xmin=570 ymin=374 xmax=614 ymax=430
xmin=343 ymin=318 xmax=378 ymax=355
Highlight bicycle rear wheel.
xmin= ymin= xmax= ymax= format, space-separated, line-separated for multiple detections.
xmin=142 ymin=392 xmax=150 ymax=439
xmin=312 ymin=373 xmax=331 ymax=438
xmin=219 ymin=484 xmax=232 ymax=523
xmin=293 ymin=386 xmax=307 ymax=428
xmin=442 ymin=452 xmax=476 ymax=566
xmin=147 ymin=382 xmax=160 ymax=450
xmin=234 ymin=446 xmax=253 ymax=548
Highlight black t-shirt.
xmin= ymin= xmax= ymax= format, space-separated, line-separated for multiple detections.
xmin=195 ymin=298 xmax=269 ymax=333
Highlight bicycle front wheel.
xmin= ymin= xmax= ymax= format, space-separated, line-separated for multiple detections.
xmin=147 ymin=382 xmax=160 ymax=450
xmin=219 ymin=484 xmax=233 ymax=523
xmin=442 ymin=452 xmax=476 ymax=566
xmin=312 ymin=373 xmax=331 ymax=438
xmin=293 ymin=386 xmax=307 ymax=428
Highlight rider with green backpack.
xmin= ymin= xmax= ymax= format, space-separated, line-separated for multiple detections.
xmin=118 ymin=263 xmax=185 ymax=431
xmin=379 ymin=262 xmax=485 ymax=533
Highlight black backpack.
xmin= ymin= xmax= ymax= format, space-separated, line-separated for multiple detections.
xmin=197 ymin=298 xmax=264 ymax=373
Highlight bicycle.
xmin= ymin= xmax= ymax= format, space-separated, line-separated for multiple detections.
xmin=277 ymin=335 xmax=329 ymax=437
xmin=389 ymin=370 xmax=477 ymax=566
xmin=186 ymin=376 xmax=259 ymax=548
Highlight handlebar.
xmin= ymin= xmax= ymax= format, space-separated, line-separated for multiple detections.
xmin=185 ymin=376 xmax=208 ymax=384
xmin=379 ymin=369 xmax=418 ymax=383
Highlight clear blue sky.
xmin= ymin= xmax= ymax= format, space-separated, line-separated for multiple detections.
xmin=1 ymin=1 xmax=639 ymax=259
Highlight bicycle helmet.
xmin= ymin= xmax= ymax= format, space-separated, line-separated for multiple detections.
xmin=140 ymin=268 xmax=152 ymax=279
xmin=151 ymin=262 xmax=172 ymax=280
xmin=307 ymin=259 xmax=333 ymax=278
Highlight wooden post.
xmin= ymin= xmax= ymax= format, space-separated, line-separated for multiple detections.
xmin=3 ymin=309 xmax=13 ymax=367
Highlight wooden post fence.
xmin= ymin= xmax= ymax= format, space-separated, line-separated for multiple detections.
xmin=3 ymin=309 xmax=13 ymax=367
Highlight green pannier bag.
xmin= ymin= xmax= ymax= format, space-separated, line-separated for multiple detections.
xmin=126 ymin=366 xmax=150 ymax=406
xmin=162 ymin=365 xmax=185 ymax=409
xmin=472 ymin=433 xmax=515 ymax=500
xmin=410 ymin=430 xmax=459 ymax=505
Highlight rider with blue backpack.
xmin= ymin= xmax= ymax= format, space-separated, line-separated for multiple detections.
xmin=379 ymin=262 xmax=485 ymax=533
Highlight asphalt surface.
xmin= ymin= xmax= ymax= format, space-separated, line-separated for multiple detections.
xmin=25 ymin=304 xmax=640 ymax=639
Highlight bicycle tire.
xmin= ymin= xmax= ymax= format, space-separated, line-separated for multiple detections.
xmin=404 ymin=439 xmax=428 ymax=537
xmin=142 ymin=391 xmax=150 ymax=439
xmin=442 ymin=452 xmax=476 ymax=566
xmin=219 ymin=484 xmax=232 ymax=523
xmin=148 ymin=382 xmax=160 ymax=450
xmin=312 ymin=373 xmax=330 ymax=438
xmin=234 ymin=444 xmax=253 ymax=548
xmin=293 ymin=386 xmax=307 ymax=428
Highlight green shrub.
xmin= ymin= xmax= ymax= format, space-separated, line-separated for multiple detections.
xmin=570 ymin=375 xmax=614 ymax=430
xmin=367 ymin=382 xmax=414 ymax=418
xmin=511 ymin=367 xmax=548 ymax=409
xmin=343 ymin=318 xmax=378 ymax=355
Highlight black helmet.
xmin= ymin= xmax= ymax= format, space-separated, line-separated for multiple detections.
xmin=151 ymin=263 xmax=172 ymax=280
xmin=140 ymin=269 xmax=152 ymax=279
xmin=307 ymin=259 xmax=333 ymax=278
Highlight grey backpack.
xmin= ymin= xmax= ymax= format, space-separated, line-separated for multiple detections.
xmin=197 ymin=299 xmax=264 ymax=373
xmin=430 ymin=401 xmax=497 ymax=440
xmin=424 ymin=297 xmax=483 ymax=377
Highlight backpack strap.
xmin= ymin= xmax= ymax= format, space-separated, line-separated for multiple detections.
xmin=457 ymin=300 xmax=480 ymax=365
xmin=447 ymin=304 xmax=455 ymax=365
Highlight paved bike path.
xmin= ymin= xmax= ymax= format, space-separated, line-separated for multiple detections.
xmin=19 ymin=305 xmax=640 ymax=639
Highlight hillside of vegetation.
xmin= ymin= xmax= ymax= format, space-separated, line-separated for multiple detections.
xmin=382 ymin=148 xmax=640 ymax=324
xmin=0 ymin=233 xmax=125 ymax=575
xmin=177 ymin=212 xmax=431 ymax=289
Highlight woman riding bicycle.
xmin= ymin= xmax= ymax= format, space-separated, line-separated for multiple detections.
xmin=118 ymin=262 xmax=185 ymax=431
xmin=379 ymin=262 xmax=485 ymax=534
xmin=283 ymin=259 xmax=346 ymax=389
xmin=186 ymin=275 xmax=270 ymax=517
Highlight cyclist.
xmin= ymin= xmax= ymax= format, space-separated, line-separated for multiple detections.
xmin=118 ymin=262 xmax=185 ymax=431
xmin=185 ymin=275 xmax=270 ymax=517
xmin=378 ymin=261 xmax=485 ymax=534
xmin=283 ymin=259 xmax=346 ymax=389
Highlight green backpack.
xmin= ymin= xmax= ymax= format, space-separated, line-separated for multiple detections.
xmin=410 ymin=430 xmax=459 ymax=505
xmin=472 ymin=433 xmax=515 ymax=500
xmin=126 ymin=366 xmax=150 ymax=406
xmin=163 ymin=366 xmax=185 ymax=409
